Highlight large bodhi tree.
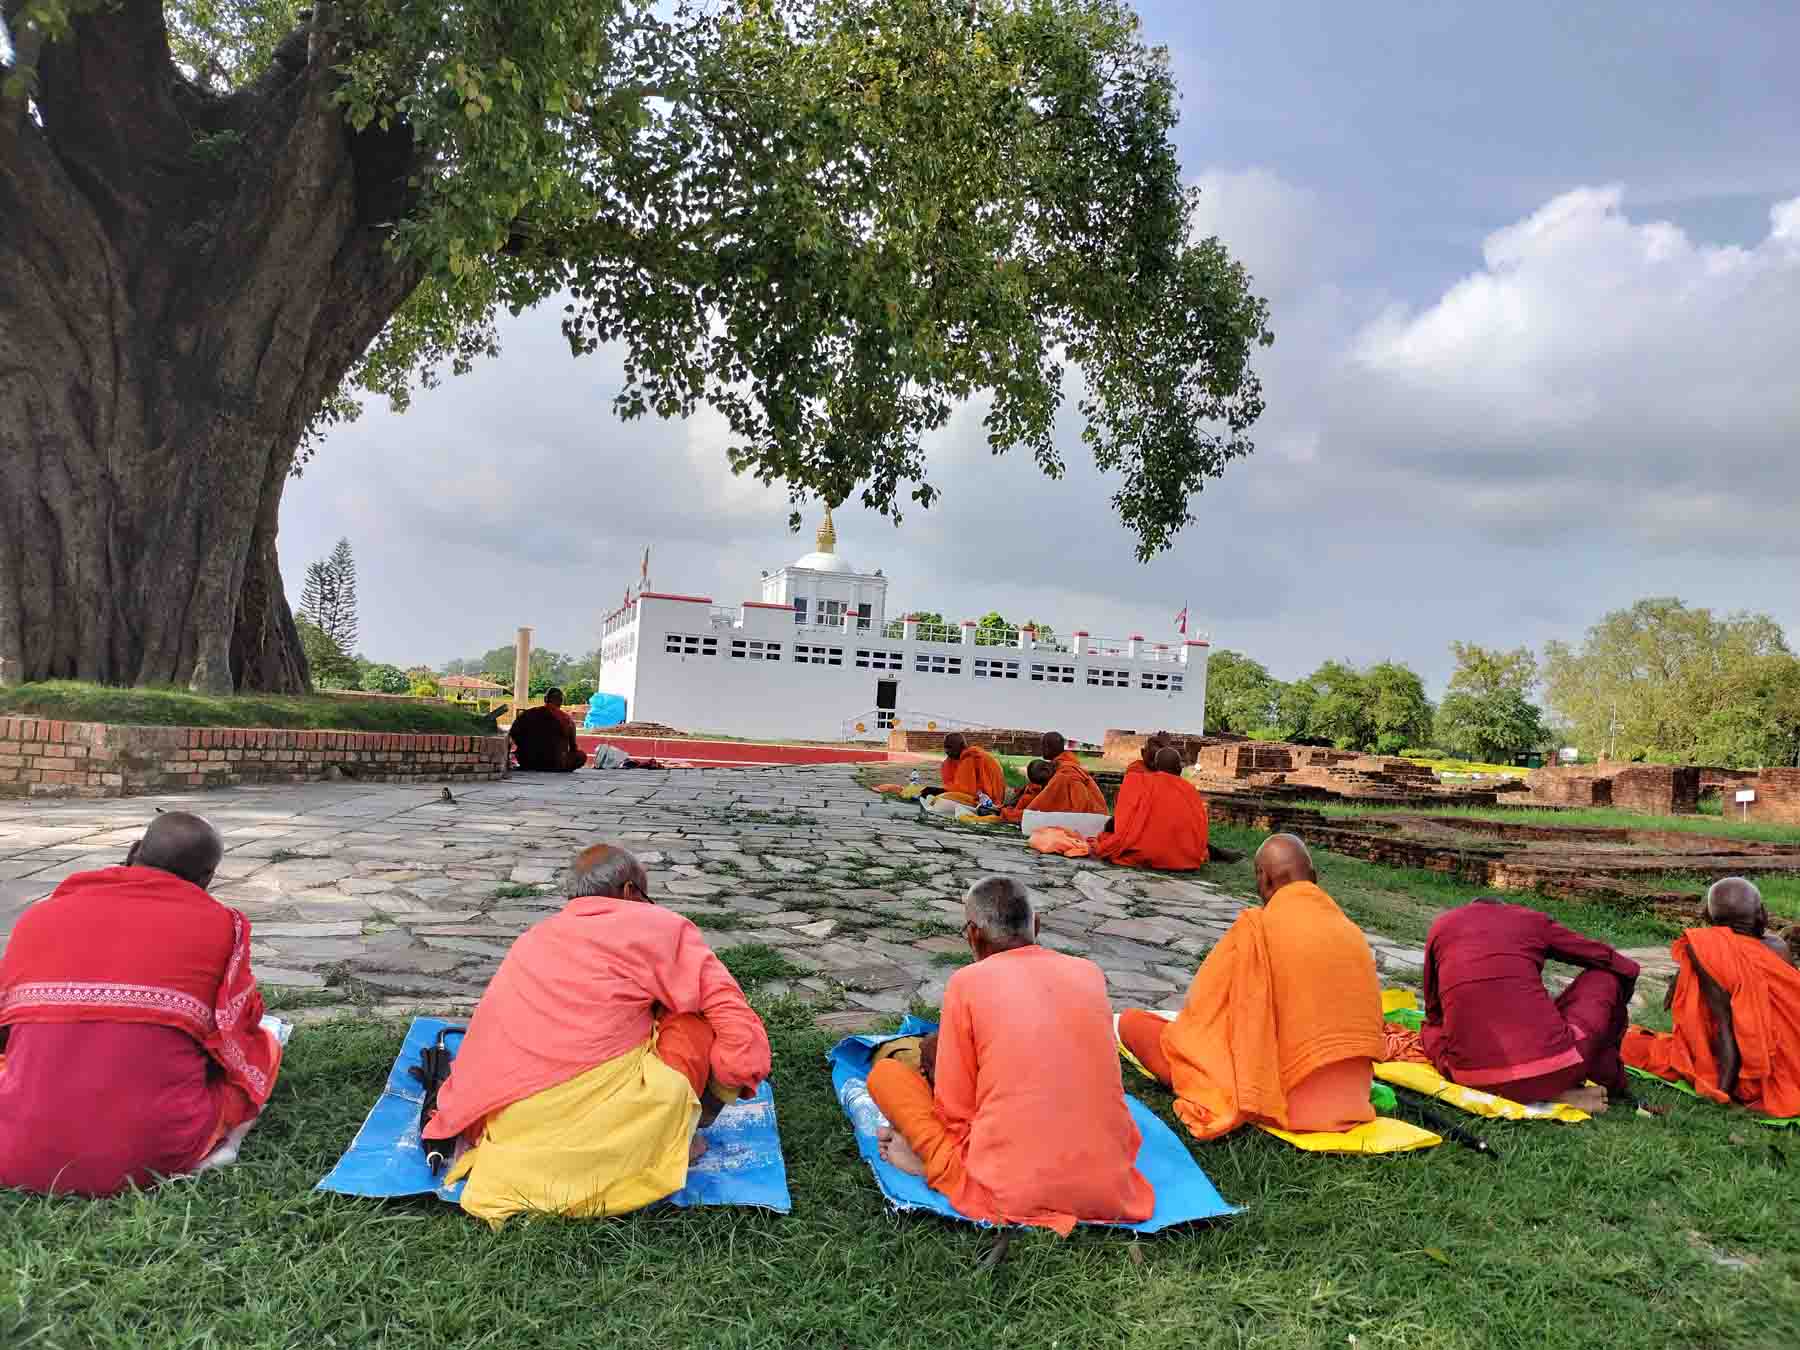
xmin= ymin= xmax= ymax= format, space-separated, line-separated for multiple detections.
xmin=0 ymin=0 xmax=1272 ymax=692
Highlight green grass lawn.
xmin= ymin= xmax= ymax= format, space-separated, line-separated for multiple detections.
xmin=1313 ymin=800 xmax=1800 ymax=847
xmin=4 ymin=984 xmax=1794 ymax=1350
xmin=0 ymin=681 xmax=497 ymax=736
xmin=1207 ymin=824 xmax=1686 ymax=950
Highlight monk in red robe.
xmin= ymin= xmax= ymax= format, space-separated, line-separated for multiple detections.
xmin=1092 ymin=747 xmax=1211 ymax=870
xmin=936 ymin=733 xmax=1006 ymax=809
xmin=1422 ymin=897 xmax=1639 ymax=1111
xmin=1119 ymin=834 xmax=1383 ymax=1139
xmin=1624 ymin=878 xmax=1800 ymax=1118
xmin=1000 ymin=759 xmax=1054 ymax=824
xmin=1030 ymin=732 xmax=1109 ymax=815
xmin=510 ymin=687 xmax=589 ymax=772
xmin=869 ymin=876 xmax=1153 ymax=1234
xmin=0 ymin=813 xmax=282 ymax=1195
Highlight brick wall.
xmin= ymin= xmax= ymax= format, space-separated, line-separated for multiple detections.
xmin=1747 ymin=768 xmax=1800 ymax=825
xmin=1524 ymin=763 xmax=1700 ymax=815
xmin=1101 ymin=728 xmax=1223 ymax=763
xmin=0 ymin=718 xmax=508 ymax=799
xmin=887 ymin=728 xmax=1051 ymax=756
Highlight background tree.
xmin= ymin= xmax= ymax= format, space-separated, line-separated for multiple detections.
xmin=294 ymin=615 xmax=353 ymax=689
xmin=298 ymin=537 xmax=358 ymax=656
xmin=1433 ymin=641 xmax=1547 ymax=763
xmin=1363 ymin=661 xmax=1433 ymax=755
xmin=1204 ymin=649 xmax=1281 ymax=736
xmin=358 ymin=662 xmax=408 ymax=695
xmin=1303 ymin=661 xmax=1374 ymax=751
xmin=1542 ymin=598 xmax=1798 ymax=765
xmin=0 ymin=0 xmax=1270 ymax=692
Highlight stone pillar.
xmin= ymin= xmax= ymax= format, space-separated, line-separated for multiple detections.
xmin=903 ymin=615 xmax=919 ymax=641
xmin=1018 ymin=626 xmax=1035 ymax=651
xmin=1072 ymin=631 xmax=1089 ymax=655
xmin=512 ymin=626 xmax=533 ymax=720
xmin=960 ymin=620 xmax=977 ymax=645
xmin=1127 ymin=634 xmax=1143 ymax=660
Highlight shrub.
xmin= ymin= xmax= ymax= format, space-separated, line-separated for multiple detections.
xmin=359 ymin=663 xmax=409 ymax=694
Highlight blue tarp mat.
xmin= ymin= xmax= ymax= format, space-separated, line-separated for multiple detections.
xmin=826 ymin=1016 xmax=1238 ymax=1233
xmin=581 ymin=693 xmax=628 ymax=730
xmin=317 ymin=1016 xmax=792 ymax=1213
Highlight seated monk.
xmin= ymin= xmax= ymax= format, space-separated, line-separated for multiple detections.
xmin=0 ymin=813 xmax=282 ymax=1196
xmin=424 ymin=844 xmax=770 ymax=1226
xmin=1421 ymin=897 xmax=1639 ymax=1112
xmin=1091 ymin=747 xmax=1212 ymax=871
xmin=870 ymin=877 xmax=1154 ymax=1233
xmin=1000 ymin=759 xmax=1055 ymax=824
xmin=936 ymin=733 xmax=1006 ymax=809
xmin=1623 ymin=878 xmax=1800 ymax=1119
xmin=1118 ymin=834 xmax=1383 ymax=1139
xmin=509 ymin=687 xmax=589 ymax=772
xmin=1030 ymin=731 xmax=1109 ymax=815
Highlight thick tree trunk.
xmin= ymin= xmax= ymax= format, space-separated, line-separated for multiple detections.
xmin=0 ymin=2 xmax=421 ymax=690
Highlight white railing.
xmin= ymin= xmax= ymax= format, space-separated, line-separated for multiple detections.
xmin=1085 ymin=636 xmax=1132 ymax=657
xmin=1141 ymin=643 xmax=1183 ymax=664
xmin=971 ymin=624 xmax=1021 ymax=648
xmin=709 ymin=605 xmax=742 ymax=630
xmin=914 ymin=621 xmax=961 ymax=645
xmin=881 ymin=620 xmax=906 ymax=640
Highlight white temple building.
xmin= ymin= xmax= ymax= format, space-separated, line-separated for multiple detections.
xmin=595 ymin=511 xmax=1209 ymax=744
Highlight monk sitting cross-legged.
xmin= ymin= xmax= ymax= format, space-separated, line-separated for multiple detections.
xmin=869 ymin=877 xmax=1154 ymax=1234
xmin=0 ymin=813 xmax=282 ymax=1196
xmin=1118 ymin=834 xmax=1384 ymax=1140
xmin=935 ymin=733 xmax=1006 ymax=811
xmin=1000 ymin=759 xmax=1055 ymax=824
xmin=509 ymin=688 xmax=589 ymax=772
xmin=1623 ymin=878 xmax=1800 ymax=1119
xmin=423 ymin=844 xmax=770 ymax=1226
xmin=1029 ymin=731 xmax=1109 ymax=815
xmin=1421 ymin=897 xmax=1640 ymax=1112
xmin=1091 ymin=747 xmax=1213 ymax=871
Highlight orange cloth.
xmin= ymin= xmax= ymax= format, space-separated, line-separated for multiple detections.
xmin=653 ymin=1011 xmax=715 ymax=1101
xmin=1623 ymin=926 xmax=1800 ymax=1118
xmin=1119 ymin=1008 xmax=1373 ymax=1132
xmin=426 ymin=898 xmax=770 ymax=1141
xmin=866 ymin=945 xmax=1153 ymax=1235
xmin=999 ymin=784 xmax=1043 ymax=825
xmin=1032 ymin=752 xmax=1108 ymax=815
xmin=1028 ymin=827 xmax=1091 ymax=857
xmin=1091 ymin=771 xmax=1210 ymax=870
xmin=1156 ymin=880 xmax=1384 ymax=1140
xmin=940 ymin=745 xmax=1006 ymax=804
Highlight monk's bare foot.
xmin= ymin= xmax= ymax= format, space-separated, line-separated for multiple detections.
xmin=876 ymin=1126 xmax=927 ymax=1177
xmin=688 ymin=1133 xmax=710 ymax=1164
xmin=1557 ymin=1085 xmax=1609 ymax=1114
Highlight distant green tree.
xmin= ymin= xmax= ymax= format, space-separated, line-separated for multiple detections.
xmin=1204 ymin=650 xmax=1281 ymax=735
xmin=359 ymin=663 xmax=409 ymax=694
xmin=1434 ymin=641 xmax=1547 ymax=763
xmin=298 ymin=538 xmax=359 ymax=656
xmin=1303 ymin=661 xmax=1374 ymax=750
xmin=1364 ymin=661 xmax=1434 ymax=755
xmin=1273 ymin=678 xmax=1319 ymax=742
xmin=295 ymin=615 xmax=355 ymax=689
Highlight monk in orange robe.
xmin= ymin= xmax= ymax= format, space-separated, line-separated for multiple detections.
xmin=1000 ymin=759 xmax=1054 ymax=824
xmin=869 ymin=876 xmax=1154 ymax=1234
xmin=1092 ymin=747 xmax=1210 ymax=870
xmin=1623 ymin=878 xmax=1800 ymax=1118
xmin=1118 ymin=834 xmax=1383 ymax=1139
xmin=936 ymin=733 xmax=1006 ymax=808
xmin=1029 ymin=731 xmax=1109 ymax=815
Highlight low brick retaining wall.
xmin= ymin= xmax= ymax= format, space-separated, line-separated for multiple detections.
xmin=0 ymin=717 xmax=507 ymax=798
xmin=1746 ymin=768 xmax=1800 ymax=826
xmin=887 ymin=728 xmax=1050 ymax=756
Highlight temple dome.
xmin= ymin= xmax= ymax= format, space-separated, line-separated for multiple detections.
xmin=791 ymin=506 xmax=855 ymax=572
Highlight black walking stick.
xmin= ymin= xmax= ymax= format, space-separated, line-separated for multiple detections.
xmin=409 ymin=1025 xmax=467 ymax=1176
xmin=1387 ymin=1084 xmax=1500 ymax=1160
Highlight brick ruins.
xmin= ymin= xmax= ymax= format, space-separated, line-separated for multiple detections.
xmin=1178 ymin=739 xmax=1504 ymax=807
xmin=1521 ymin=764 xmax=1701 ymax=815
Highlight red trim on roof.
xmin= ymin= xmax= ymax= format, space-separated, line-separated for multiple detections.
xmin=960 ymin=619 xmax=977 ymax=626
xmin=741 ymin=601 xmax=795 ymax=610
xmin=1129 ymin=634 xmax=1145 ymax=641
xmin=1073 ymin=631 xmax=1089 ymax=637
xmin=639 ymin=591 xmax=713 ymax=604
xmin=1185 ymin=640 xmax=1211 ymax=648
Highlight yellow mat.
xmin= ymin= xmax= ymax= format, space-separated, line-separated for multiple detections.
xmin=1114 ymin=1011 xmax=1441 ymax=1154
xmin=1377 ymin=989 xmax=1591 ymax=1123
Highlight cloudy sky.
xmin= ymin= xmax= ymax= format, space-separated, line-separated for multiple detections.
xmin=283 ymin=1 xmax=1800 ymax=689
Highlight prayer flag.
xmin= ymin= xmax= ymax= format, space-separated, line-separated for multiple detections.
xmin=1175 ymin=604 xmax=1188 ymax=636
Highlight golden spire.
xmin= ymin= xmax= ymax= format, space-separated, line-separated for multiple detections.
xmin=816 ymin=505 xmax=837 ymax=554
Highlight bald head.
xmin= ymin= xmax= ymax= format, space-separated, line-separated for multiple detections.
xmin=1025 ymin=758 xmax=1054 ymax=787
xmin=1040 ymin=731 xmax=1067 ymax=760
xmin=1254 ymin=833 xmax=1316 ymax=903
xmin=1140 ymin=732 xmax=1170 ymax=767
xmin=1153 ymin=746 xmax=1184 ymax=775
xmin=567 ymin=843 xmax=650 ymax=902
xmin=127 ymin=812 xmax=223 ymax=889
xmin=943 ymin=733 xmax=967 ymax=759
xmin=1704 ymin=877 xmax=1767 ymax=938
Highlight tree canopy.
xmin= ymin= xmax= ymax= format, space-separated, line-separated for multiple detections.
xmin=1433 ymin=641 xmax=1547 ymax=763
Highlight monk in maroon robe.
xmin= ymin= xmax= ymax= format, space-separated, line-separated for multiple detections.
xmin=1421 ymin=897 xmax=1638 ymax=1111
xmin=510 ymin=687 xmax=589 ymax=772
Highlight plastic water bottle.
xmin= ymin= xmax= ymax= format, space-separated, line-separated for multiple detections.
xmin=838 ymin=1077 xmax=890 ymax=1136
xmin=909 ymin=769 xmax=920 ymax=787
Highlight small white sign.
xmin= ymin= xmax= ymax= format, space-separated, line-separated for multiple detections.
xmin=1736 ymin=789 xmax=1757 ymax=804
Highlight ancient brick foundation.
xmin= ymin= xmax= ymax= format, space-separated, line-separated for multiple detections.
xmin=1523 ymin=763 xmax=1699 ymax=815
xmin=887 ymin=727 xmax=1051 ymax=756
xmin=1746 ymin=768 xmax=1800 ymax=825
xmin=0 ymin=718 xmax=508 ymax=798
xmin=1102 ymin=728 xmax=1223 ymax=764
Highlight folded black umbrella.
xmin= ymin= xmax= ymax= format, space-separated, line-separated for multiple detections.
xmin=408 ymin=1025 xmax=468 ymax=1176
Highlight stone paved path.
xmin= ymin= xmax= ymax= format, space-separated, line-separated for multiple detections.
xmin=0 ymin=766 xmax=1670 ymax=1028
